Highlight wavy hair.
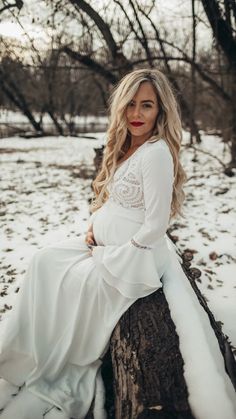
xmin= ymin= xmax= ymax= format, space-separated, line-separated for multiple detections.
xmin=90 ymin=68 xmax=187 ymax=219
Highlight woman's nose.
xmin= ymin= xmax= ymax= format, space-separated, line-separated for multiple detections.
xmin=132 ymin=104 xmax=141 ymax=118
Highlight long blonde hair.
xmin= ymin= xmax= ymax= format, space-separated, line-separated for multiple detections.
xmin=91 ymin=68 xmax=187 ymax=219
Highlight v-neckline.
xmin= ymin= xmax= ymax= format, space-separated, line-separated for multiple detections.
xmin=116 ymin=141 xmax=148 ymax=170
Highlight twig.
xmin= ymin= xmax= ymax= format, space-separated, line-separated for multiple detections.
xmin=182 ymin=143 xmax=227 ymax=168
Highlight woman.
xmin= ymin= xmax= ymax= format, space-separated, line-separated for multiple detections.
xmin=0 ymin=69 xmax=235 ymax=419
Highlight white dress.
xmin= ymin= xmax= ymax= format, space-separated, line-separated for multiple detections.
xmin=0 ymin=139 xmax=235 ymax=419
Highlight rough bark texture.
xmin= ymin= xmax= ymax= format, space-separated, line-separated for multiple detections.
xmin=109 ymin=288 xmax=194 ymax=419
xmin=99 ymin=248 xmax=236 ymax=419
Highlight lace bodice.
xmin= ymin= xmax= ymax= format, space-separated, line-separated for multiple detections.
xmin=92 ymin=139 xmax=174 ymax=250
xmin=107 ymin=142 xmax=148 ymax=210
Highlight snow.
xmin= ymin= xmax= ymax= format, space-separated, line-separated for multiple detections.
xmin=171 ymin=132 xmax=236 ymax=350
xmin=0 ymin=134 xmax=105 ymax=323
xmin=0 ymin=132 xmax=235 ymax=343
xmin=0 ymin=110 xmax=108 ymax=125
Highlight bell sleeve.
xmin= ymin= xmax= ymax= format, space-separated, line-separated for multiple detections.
xmin=131 ymin=144 xmax=174 ymax=248
xmin=92 ymin=143 xmax=175 ymax=299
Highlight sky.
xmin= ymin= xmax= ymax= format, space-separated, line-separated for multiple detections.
xmin=0 ymin=0 xmax=52 ymax=49
xmin=0 ymin=0 xmax=211 ymax=52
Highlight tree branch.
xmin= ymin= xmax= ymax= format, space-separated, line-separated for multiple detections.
xmin=123 ymin=3 xmax=231 ymax=103
xmin=183 ymin=143 xmax=227 ymax=168
xmin=110 ymin=54 xmax=231 ymax=102
xmin=68 ymin=0 xmax=118 ymax=59
xmin=129 ymin=0 xmax=153 ymax=66
xmin=113 ymin=0 xmax=144 ymax=51
xmin=0 ymin=0 xmax=23 ymax=14
xmin=157 ymin=38 xmax=232 ymax=102
xmin=61 ymin=46 xmax=118 ymax=84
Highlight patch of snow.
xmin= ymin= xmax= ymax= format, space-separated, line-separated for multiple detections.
xmin=0 ymin=110 xmax=108 ymax=126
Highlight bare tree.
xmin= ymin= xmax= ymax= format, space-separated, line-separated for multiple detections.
xmin=2 ymin=0 xmax=236 ymax=165
xmin=190 ymin=0 xmax=198 ymax=144
xmin=201 ymin=0 xmax=236 ymax=166
xmin=0 ymin=0 xmax=23 ymax=15
xmin=0 ymin=57 xmax=43 ymax=133
xmin=58 ymin=0 xmax=236 ymax=166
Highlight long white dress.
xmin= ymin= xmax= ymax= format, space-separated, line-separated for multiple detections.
xmin=0 ymin=139 xmax=235 ymax=419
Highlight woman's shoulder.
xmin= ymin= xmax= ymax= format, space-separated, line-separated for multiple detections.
xmin=145 ymin=138 xmax=169 ymax=151
xmin=142 ymin=139 xmax=172 ymax=162
xmin=140 ymin=139 xmax=174 ymax=177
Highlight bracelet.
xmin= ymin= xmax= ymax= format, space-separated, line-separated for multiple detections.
xmin=130 ymin=238 xmax=152 ymax=250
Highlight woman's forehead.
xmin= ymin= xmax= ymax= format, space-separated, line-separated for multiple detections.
xmin=132 ymin=81 xmax=157 ymax=101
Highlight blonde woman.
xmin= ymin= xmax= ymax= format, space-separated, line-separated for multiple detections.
xmin=0 ymin=69 xmax=235 ymax=419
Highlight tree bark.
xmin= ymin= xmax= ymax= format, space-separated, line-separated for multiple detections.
xmin=110 ymin=288 xmax=194 ymax=419
xmin=46 ymin=108 xmax=64 ymax=136
xmin=96 ymin=244 xmax=236 ymax=419
xmin=229 ymin=71 xmax=236 ymax=167
xmin=200 ymin=0 xmax=236 ymax=166
xmin=69 ymin=0 xmax=118 ymax=59
xmin=201 ymin=0 xmax=236 ymax=67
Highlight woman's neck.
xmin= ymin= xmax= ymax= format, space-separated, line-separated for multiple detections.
xmin=130 ymin=133 xmax=153 ymax=148
xmin=130 ymin=140 xmax=146 ymax=148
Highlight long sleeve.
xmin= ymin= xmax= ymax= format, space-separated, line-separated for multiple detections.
xmin=92 ymin=142 xmax=174 ymax=299
xmin=131 ymin=144 xmax=174 ymax=249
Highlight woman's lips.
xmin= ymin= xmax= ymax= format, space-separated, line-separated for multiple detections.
xmin=130 ymin=122 xmax=144 ymax=127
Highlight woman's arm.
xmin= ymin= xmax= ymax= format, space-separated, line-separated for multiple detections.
xmin=131 ymin=144 xmax=174 ymax=249
xmin=90 ymin=143 xmax=174 ymax=298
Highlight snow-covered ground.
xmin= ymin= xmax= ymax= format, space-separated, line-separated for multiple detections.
xmin=0 ymin=132 xmax=235 ymax=355
xmin=0 ymin=109 xmax=108 ymax=125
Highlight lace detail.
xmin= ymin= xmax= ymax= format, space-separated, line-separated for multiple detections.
xmin=108 ymin=144 xmax=147 ymax=210
xmin=130 ymin=238 xmax=152 ymax=249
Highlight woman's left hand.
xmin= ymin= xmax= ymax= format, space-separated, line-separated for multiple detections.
xmin=85 ymin=224 xmax=97 ymax=255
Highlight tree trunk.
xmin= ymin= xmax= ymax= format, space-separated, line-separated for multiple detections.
xmin=97 ymin=245 xmax=236 ymax=419
xmin=190 ymin=0 xmax=198 ymax=144
xmin=0 ymin=76 xmax=43 ymax=134
xmin=46 ymin=108 xmax=64 ymax=136
xmin=230 ymin=71 xmax=236 ymax=168
xmin=110 ymin=288 xmax=194 ymax=419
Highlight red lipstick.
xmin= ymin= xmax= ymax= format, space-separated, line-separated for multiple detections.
xmin=131 ymin=121 xmax=144 ymax=127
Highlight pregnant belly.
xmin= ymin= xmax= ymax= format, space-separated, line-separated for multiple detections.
xmin=92 ymin=201 xmax=144 ymax=246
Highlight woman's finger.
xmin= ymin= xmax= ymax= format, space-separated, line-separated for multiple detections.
xmin=85 ymin=232 xmax=95 ymax=245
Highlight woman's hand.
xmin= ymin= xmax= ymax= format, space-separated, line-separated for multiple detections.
xmin=85 ymin=224 xmax=97 ymax=254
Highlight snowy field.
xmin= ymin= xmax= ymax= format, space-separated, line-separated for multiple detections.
xmin=0 ymin=110 xmax=108 ymax=125
xmin=0 ymin=131 xmax=236 ymax=355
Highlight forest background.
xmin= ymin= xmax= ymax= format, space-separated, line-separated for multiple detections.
xmin=0 ymin=0 xmax=236 ymax=170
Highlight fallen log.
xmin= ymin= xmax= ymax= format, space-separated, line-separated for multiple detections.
xmin=109 ymin=287 xmax=194 ymax=419
xmin=98 ymin=237 xmax=236 ymax=419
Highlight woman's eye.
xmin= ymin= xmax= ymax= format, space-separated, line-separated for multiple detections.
xmin=127 ymin=102 xmax=152 ymax=109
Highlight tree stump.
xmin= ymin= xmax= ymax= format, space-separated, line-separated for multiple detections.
xmin=93 ymin=145 xmax=105 ymax=172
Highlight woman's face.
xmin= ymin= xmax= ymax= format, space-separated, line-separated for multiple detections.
xmin=126 ymin=81 xmax=159 ymax=144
